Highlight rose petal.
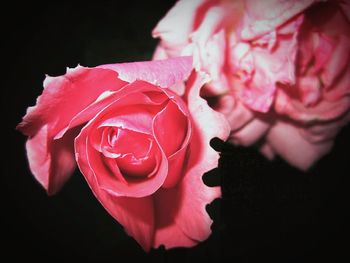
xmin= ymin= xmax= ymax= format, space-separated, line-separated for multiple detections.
xmin=25 ymin=124 xmax=80 ymax=195
xmin=153 ymin=100 xmax=188 ymax=157
xmin=153 ymin=72 xmax=230 ymax=248
xmin=98 ymin=107 xmax=155 ymax=136
xmin=260 ymin=142 xmax=276 ymax=160
xmin=162 ymin=147 xmax=188 ymax=189
xmin=25 ymin=124 xmax=50 ymax=191
xmin=275 ymin=87 xmax=350 ymax=123
xmin=266 ymin=120 xmax=333 ymax=170
xmin=75 ymin=139 xmax=155 ymax=250
xmin=76 ymin=111 xmax=168 ymax=198
xmin=17 ymin=67 xmax=127 ymax=137
xmin=17 ymin=67 xmax=128 ymax=194
xmin=55 ymin=81 xmax=167 ymax=139
xmin=98 ymin=56 xmax=193 ymax=89
xmin=48 ymin=127 xmax=81 ymax=194
xmin=237 ymin=17 xmax=301 ymax=112
xmin=300 ymin=111 xmax=350 ymax=143
xmin=321 ymin=35 xmax=350 ymax=88
xmin=152 ymin=0 xmax=203 ymax=57
xmin=239 ymin=0 xmax=319 ymax=40
xmin=153 ymin=187 xmax=197 ymax=249
xmin=152 ymin=45 xmax=169 ymax=60
xmin=230 ymin=116 xmax=273 ymax=146
xmin=214 ymin=92 xmax=255 ymax=132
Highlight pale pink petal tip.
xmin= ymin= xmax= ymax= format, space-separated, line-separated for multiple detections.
xmin=98 ymin=56 xmax=193 ymax=89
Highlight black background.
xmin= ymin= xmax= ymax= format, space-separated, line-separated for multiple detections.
xmin=4 ymin=1 xmax=349 ymax=262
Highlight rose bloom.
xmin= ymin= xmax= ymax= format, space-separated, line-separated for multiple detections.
xmin=153 ymin=0 xmax=350 ymax=170
xmin=17 ymin=57 xmax=229 ymax=250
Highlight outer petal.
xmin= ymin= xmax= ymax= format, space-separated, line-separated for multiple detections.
xmin=275 ymin=87 xmax=350 ymax=123
xmin=266 ymin=120 xmax=333 ymax=170
xmin=239 ymin=0 xmax=319 ymax=40
xmin=98 ymin=56 xmax=193 ymax=89
xmin=17 ymin=67 xmax=127 ymax=137
xmin=47 ymin=127 xmax=81 ymax=194
xmin=230 ymin=116 xmax=273 ymax=146
xmin=299 ymin=111 xmax=350 ymax=143
xmin=25 ymin=124 xmax=50 ymax=191
xmin=75 ymin=134 xmax=155 ymax=251
xmin=213 ymin=92 xmax=255 ymax=132
xmin=17 ymin=67 xmax=127 ymax=194
xmin=153 ymin=72 xmax=230 ymax=248
xmin=153 ymin=187 xmax=197 ymax=249
xmin=152 ymin=0 xmax=203 ymax=57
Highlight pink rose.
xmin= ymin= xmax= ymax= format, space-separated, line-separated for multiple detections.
xmin=153 ymin=0 xmax=350 ymax=170
xmin=265 ymin=1 xmax=350 ymax=169
xmin=17 ymin=57 xmax=230 ymax=250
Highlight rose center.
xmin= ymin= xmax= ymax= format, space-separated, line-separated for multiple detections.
xmin=105 ymin=127 xmax=157 ymax=179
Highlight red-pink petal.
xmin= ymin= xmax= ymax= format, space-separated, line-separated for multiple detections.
xmin=153 ymin=72 xmax=230 ymax=248
xmin=25 ymin=124 xmax=50 ymax=190
xmin=55 ymin=81 xmax=167 ymax=139
xmin=75 ymin=121 xmax=155 ymax=251
xmin=153 ymin=100 xmax=188 ymax=157
xmin=25 ymin=124 xmax=79 ymax=195
xmin=152 ymin=93 xmax=192 ymax=188
xmin=48 ymin=127 xmax=81 ymax=194
xmin=153 ymin=187 xmax=197 ymax=249
xmin=17 ymin=67 xmax=128 ymax=194
xmin=76 ymin=116 xmax=167 ymax=198
xmin=17 ymin=67 xmax=127 ymax=137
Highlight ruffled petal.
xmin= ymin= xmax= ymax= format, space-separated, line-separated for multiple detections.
xmin=17 ymin=67 xmax=128 ymax=194
xmin=17 ymin=67 xmax=127 ymax=137
xmin=237 ymin=16 xmax=302 ymax=112
xmin=153 ymin=72 xmax=230 ymax=248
